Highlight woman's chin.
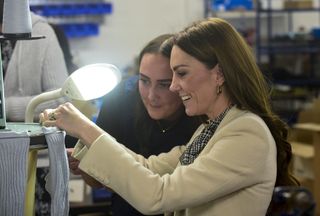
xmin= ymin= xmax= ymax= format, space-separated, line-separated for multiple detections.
xmin=185 ymin=108 xmax=196 ymax=117
xmin=148 ymin=111 xmax=164 ymax=120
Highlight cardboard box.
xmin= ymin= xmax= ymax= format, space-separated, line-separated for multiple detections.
xmin=284 ymin=0 xmax=313 ymax=9
xmin=288 ymin=98 xmax=320 ymax=214
xmin=291 ymin=143 xmax=314 ymax=179
xmin=69 ymin=179 xmax=85 ymax=202
xmin=289 ymin=99 xmax=319 ymax=179
xmin=290 ymin=127 xmax=315 ymax=180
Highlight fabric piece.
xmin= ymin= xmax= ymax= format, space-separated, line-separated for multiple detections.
xmin=0 ymin=131 xmax=29 ymax=216
xmin=42 ymin=127 xmax=69 ymax=216
xmin=180 ymin=106 xmax=232 ymax=165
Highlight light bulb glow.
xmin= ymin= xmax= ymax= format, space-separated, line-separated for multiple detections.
xmin=62 ymin=63 xmax=121 ymax=101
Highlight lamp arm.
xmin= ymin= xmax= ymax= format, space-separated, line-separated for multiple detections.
xmin=25 ymin=88 xmax=62 ymax=123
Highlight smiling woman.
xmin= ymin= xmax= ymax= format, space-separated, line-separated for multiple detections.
xmin=169 ymin=49 xmax=227 ymax=118
xmin=40 ymin=17 xmax=298 ymax=216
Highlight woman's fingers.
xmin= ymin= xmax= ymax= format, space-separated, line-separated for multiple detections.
xmin=39 ymin=108 xmax=57 ymax=124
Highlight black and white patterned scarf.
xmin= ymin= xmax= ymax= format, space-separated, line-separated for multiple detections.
xmin=180 ymin=105 xmax=233 ymax=165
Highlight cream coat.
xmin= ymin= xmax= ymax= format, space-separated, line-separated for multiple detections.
xmin=73 ymin=107 xmax=277 ymax=216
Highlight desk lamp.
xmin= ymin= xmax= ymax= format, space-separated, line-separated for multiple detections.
xmin=24 ymin=63 xmax=121 ymax=215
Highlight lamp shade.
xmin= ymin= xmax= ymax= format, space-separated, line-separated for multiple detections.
xmin=25 ymin=63 xmax=122 ymax=123
xmin=62 ymin=63 xmax=121 ymax=101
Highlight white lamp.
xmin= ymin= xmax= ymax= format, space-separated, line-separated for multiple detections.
xmin=25 ymin=63 xmax=122 ymax=123
xmin=23 ymin=63 xmax=121 ymax=215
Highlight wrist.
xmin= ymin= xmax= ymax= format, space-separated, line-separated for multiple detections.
xmin=79 ymin=122 xmax=104 ymax=148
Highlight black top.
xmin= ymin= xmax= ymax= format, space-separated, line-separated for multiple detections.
xmin=96 ymin=75 xmax=201 ymax=216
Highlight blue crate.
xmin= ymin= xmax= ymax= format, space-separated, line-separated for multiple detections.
xmin=92 ymin=188 xmax=113 ymax=203
xmin=61 ymin=23 xmax=99 ymax=38
xmin=311 ymin=28 xmax=320 ymax=39
xmin=213 ymin=0 xmax=254 ymax=11
xmin=30 ymin=3 xmax=113 ymax=16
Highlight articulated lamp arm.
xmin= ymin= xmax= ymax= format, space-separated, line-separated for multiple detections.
xmin=25 ymin=88 xmax=62 ymax=123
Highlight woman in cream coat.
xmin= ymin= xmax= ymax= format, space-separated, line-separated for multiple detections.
xmin=40 ymin=18 xmax=298 ymax=216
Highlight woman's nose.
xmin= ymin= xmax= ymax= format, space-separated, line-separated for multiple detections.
xmin=148 ymin=87 xmax=157 ymax=100
xmin=170 ymin=77 xmax=179 ymax=92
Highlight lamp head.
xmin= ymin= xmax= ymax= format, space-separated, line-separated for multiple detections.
xmin=25 ymin=63 xmax=122 ymax=123
xmin=62 ymin=63 xmax=122 ymax=101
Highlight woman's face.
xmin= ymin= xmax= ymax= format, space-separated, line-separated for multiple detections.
xmin=139 ymin=53 xmax=183 ymax=121
xmin=170 ymin=46 xmax=224 ymax=119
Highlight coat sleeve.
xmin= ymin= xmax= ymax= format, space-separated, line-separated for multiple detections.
xmin=78 ymin=114 xmax=276 ymax=215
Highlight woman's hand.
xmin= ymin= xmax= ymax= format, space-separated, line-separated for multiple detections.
xmin=66 ymin=148 xmax=82 ymax=175
xmin=40 ymin=102 xmax=104 ymax=147
xmin=67 ymin=148 xmax=104 ymax=188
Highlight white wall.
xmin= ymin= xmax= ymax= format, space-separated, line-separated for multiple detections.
xmin=69 ymin=0 xmax=320 ymax=73
xmin=69 ymin=0 xmax=204 ymax=73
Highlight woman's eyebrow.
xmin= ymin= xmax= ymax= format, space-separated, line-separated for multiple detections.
xmin=140 ymin=73 xmax=171 ymax=83
xmin=172 ymin=64 xmax=187 ymax=71
xmin=157 ymin=79 xmax=172 ymax=83
xmin=139 ymin=73 xmax=150 ymax=79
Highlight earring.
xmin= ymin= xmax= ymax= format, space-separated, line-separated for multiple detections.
xmin=216 ymin=85 xmax=222 ymax=95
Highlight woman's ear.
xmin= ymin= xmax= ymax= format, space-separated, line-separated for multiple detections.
xmin=216 ymin=64 xmax=225 ymax=85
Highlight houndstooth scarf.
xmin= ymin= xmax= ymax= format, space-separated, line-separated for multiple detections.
xmin=180 ymin=105 xmax=233 ymax=165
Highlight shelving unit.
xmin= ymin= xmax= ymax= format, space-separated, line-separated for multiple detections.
xmin=256 ymin=4 xmax=320 ymax=211
xmin=204 ymin=0 xmax=258 ymax=47
xmin=256 ymin=0 xmax=320 ymax=65
xmin=205 ymin=1 xmax=255 ymax=27
xmin=29 ymin=0 xmax=113 ymax=38
xmin=255 ymin=0 xmax=320 ymax=124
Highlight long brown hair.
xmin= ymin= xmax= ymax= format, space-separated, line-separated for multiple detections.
xmin=172 ymin=17 xmax=298 ymax=186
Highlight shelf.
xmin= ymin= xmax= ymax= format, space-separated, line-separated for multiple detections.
xmin=272 ymin=93 xmax=309 ymax=101
xmin=258 ymin=45 xmax=320 ymax=54
xmin=212 ymin=10 xmax=284 ymax=19
xmin=30 ymin=1 xmax=113 ymax=38
xmin=258 ymin=8 xmax=320 ymax=13
xmin=212 ymin=11 xmax=256 ymax=19
xmin=30 ymin=3 xmax=112 ymax=16
xmin=275 ymin=79 xmax=320 ymax=87
xmin=255 ymin=0 xmax=320 ymax=129
xmin=274 ymin=79 xmax=320 ymax=87
xmin=291 ymin=141 xmax=314 ymax=158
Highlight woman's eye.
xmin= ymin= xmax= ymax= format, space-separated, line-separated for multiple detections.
xmin=139 ymin=78 xmax=150 ymax=85
xmin=158 ymin=83 xmax=171 ymax=89
xmin=177 ymin=71 xmax=187 ymax=77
